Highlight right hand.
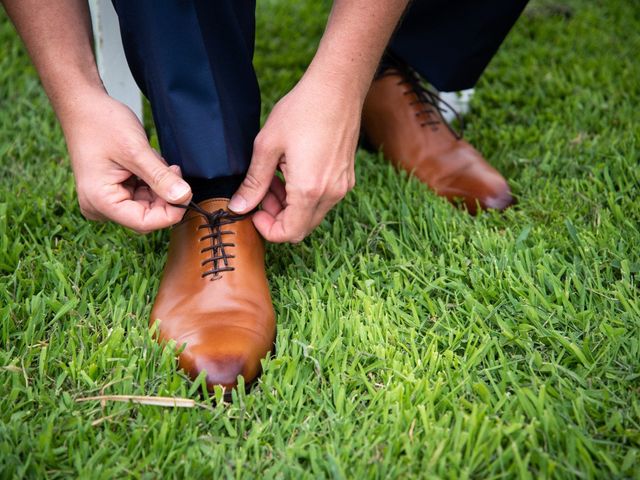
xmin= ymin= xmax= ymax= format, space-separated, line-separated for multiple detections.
xmin=60 ymin=91 xmax=192 ymax=234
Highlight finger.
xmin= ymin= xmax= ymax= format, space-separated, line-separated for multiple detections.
xmin=77 ymin=190 xmax=108 ymax=221
xmin=229 ymin=135 xmax=282 ymax=214
xmin=308 ymin=198 xmax=337 ymax=232
xmin=125 ymin=147 xmax=192 ymax=205
xmin=96 ymin=184 xmax=186 ymax=232
xmin=138 ymin=183 xmax=187 ymax=226
xmin=260 ymin=175 xmax=286 ymax=216
xmin=110 ymin=200 xmax=185 ymax=233
xmin=122 ymin=175 xmax=139 ymax=190
xmin=294 ymin=176 xmax=348 ymax=236
xmin=132 ymin=184 xmax=154 ymax=203
xmin=253 ymin=199 xmax=315 ymax=244
xmin=80 ymin=204 xmax=107 ymax=222
xmin=261 ymin=191 xmax=285 ymax=217
xmin=307 ymin=173 xmax=352 ymax=228
xmin=269 ymin=175 xmax=287 ymax=205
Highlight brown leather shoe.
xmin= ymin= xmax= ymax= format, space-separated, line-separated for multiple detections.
xmin=362 ymin=58 xmax=514 ymax=214
xmin=150 ymin=198 xmax=276 ymax=395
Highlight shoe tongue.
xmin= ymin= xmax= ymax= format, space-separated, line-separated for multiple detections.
xmin=183 ymin=198 xmax=231 ymax=221
xmin=198 ymin=197 xmax=231 ymax=210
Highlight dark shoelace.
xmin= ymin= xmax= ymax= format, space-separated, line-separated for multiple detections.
xmin=378 ymin=57 xmax=464 ymax=140
xmin=174 ymin=201 xmax=254 ymax=279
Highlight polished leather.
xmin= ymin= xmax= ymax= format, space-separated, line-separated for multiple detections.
xmin=150 ymin=198 xmax=276 ymax=393
xmin=362 ymin=70 xmax=514 ymax=214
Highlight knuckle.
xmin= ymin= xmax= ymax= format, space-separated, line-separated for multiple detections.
xmin=77 ymin=197 xmax=89 ymax=212
xmin=150 ymin=166 xmax=171 ymax=187
xmin=242 ymin=171 xmax=262 ymax=191
xmin=130 ymin=223 xmax=151 ymax=234
xmin=79 ymin=207 xmax=93 ymax=220
xmin=290 ymin=233 xmax=306 ymax=244
xmin=253 ymin=134 xmax=272 ymax=155
xmin=123 ymin=139 xmax=148 ymax=165
xmin=77 ymin=197 xmax=96 ymax=220
xmin=298 ymin=184 xmax=322 ymax=199
xmin=335 ymin=186 xmax=348 ymax=200
xmin=328 ymin=184 xmax=348 ymax=202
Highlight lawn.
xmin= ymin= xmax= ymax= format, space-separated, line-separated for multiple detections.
xmin=1 ymin=0 xmax=639 ymax=478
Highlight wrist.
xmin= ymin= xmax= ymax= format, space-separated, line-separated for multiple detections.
xmin=304 ymin=55 xmax=373 ymax=104
xmin=303 ymin=0 xmax=409 ymax=103
xmin=55 ymin=88 xmax=117 ymax=148
xmin=51 ymin=82 xmax=109 ymax=130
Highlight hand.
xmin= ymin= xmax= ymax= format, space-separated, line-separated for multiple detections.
xmin=61 ymin=91 xmax=192 ymax=233
xmin=228 ymin=72 xmax=360 ymax=243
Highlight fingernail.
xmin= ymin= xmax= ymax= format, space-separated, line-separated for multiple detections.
xmin=169 ymin=181 xmax=190 ymax=202
xmin=228 ymin=195 xmax=246 ymax=212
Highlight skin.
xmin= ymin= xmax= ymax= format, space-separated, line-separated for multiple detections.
xmin=228 ymin=1 xmax=410 ymax=243
xmin=3 ymin=0 xmax=409 ymax=241
xmin=2 ymin=0 xmax=192 ymax=234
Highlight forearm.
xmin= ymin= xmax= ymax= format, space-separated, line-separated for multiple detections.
xmin=306 ymin=0 xmax=410 ymax=100
xmin=2 ymin=0 xmax=105 ymax=123
xmin=3 ymin=1 xmax=193 ymax=228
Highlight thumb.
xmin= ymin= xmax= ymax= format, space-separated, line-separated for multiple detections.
xmin=229 ymin=139 xmax=281 ymax=213
xmin=128 ymin=148 xmax=192 ymax=204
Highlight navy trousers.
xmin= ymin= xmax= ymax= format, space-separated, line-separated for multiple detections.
xmin=112 ymin=0 xmax=528 ymax=197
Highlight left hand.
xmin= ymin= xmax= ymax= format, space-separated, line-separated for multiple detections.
xmin=228 ymin=71 xmax=361 ymax=243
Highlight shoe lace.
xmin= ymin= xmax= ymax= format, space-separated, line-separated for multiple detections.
xmin=174 ymin=201 xmax=253 ymax=279
xmin=378 ymin=59 xmax=464 ymax=139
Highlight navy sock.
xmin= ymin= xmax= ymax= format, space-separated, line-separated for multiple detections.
xmin=185 ymin=174 xmax=245 ymax=204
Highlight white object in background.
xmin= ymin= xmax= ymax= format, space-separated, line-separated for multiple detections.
xmin=438 ymin=89 xmax=474 ymax=124
xmin=88 ymin=0 xmax=143 ymax=121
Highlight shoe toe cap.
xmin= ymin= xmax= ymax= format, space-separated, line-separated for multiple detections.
xmin=193 ymin=351 xmax=251 ymax=390
xmin=178 ymin=328 xmax=272 ymax=391
xmin=427 ymin=143 xmax=515 ymax=214
xmin=481 ymin=189 xmax=515 ymax=212
xmin=437 ymin=162 xmax=515 ymax=214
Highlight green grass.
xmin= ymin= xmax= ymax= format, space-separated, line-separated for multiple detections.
xmin=1 ymin=0 xmax=639 ymax=478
